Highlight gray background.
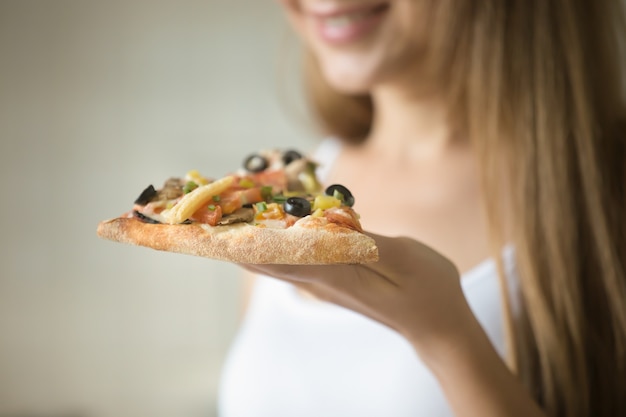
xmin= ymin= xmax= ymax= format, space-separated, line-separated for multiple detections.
xmin=0 ymin=1 xmax=315 ymax=416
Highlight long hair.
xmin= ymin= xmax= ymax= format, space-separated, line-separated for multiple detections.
xmin=303 ymin=1 xmax=626 ymax=416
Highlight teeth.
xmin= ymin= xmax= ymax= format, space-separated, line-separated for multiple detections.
xmin=323 ymin=10 xmax=370 ymax=28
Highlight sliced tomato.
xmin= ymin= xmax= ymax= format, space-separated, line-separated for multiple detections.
xmin=251 ymin=169 xmax=287 ymax=192
xmin=218 ymin=191 xmax=244 ymax=214
xmin=218 ymin=187 xmax=265 ymax=214
xmin=239 ymin=187 xmax=263 ymax=205
xmin=190 ymin=204 xmax=223 ymax=226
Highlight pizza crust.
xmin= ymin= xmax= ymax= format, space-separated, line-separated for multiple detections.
xmin=97 ymin=216 xmax=379 ymax=264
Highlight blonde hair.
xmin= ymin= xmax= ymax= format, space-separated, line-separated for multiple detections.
xmin=304 ymin=1 xmax=626 ymax=416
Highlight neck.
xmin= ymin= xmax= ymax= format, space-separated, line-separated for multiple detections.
xmin=365 ymin=84 xmax=460 ymax=160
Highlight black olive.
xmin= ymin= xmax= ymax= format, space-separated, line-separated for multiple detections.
xmin=243 ymin=154 xmax=269 ymax=172
xmin=283 ymin=197 xmax=311 ymax=217
xmin=133 ymin=210 xmax=161 ymax=224
xmin=325 ymin=184 xmax=355 ymax=207
xmin=282 ymin=149 xmax=303 ymax=165
xmin=134 ymin=185 xmax=157 ymax=206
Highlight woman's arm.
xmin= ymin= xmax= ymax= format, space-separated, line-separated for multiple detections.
xmin=244 ymin=233 xmax=547 ymax=417
xmin=412 ymin=305 xmax=546 ymax=417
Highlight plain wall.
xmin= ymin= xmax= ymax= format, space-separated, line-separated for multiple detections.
xmin=0 ymin=1 xmax=315 ymax=416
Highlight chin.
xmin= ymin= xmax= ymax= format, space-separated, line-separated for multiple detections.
xmin=318 ymin=60 xmax=379 ymax=94
xmin=325 ymin=75 xmax=373 ymax=94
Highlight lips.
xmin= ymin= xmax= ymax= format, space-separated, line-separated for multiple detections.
xmin=303 ymin=2 xmax=391 ymax=44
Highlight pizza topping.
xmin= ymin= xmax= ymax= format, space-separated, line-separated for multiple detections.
xmin=312 ymin=208 xmax=324 ymax=218
xmin=238 ymin=177 xmax=256 ymax=188
xmin=282 ymin=149 xmax=303 ymax=165
xmin=130 ymin=150 xmax=364 ymax=231
xmin=133 ymin=210 xmax=161 ymax=224
xmin=260 ymin=186 xmax=273 ymax=199
xmin=240 ymin=150 xmax=318 ymax=194
xmin=243 ymin=153 xmax=269 ymax=173
xmin=312 ymin=194 xmax=342 ymax=211
xmin=244 ymin=149 xmax=304 ymax=174
xmin=217 ymin=189 xmax=248 ymax=213
xmin=283 ymin=197 xmax=312 ymax=217
xmin=271 ymin=194 xmax=288 ymax=204
xmin=163 ymin=175 xmax=235 ymax=224
xmin=190 ymin=204 xmax=223 ymax=226
xmin=301 ymin=165 xmax=323 ymax=194
xmin=134 ymin=185 xmax=157 ymax=206
xmin=252 ymin=202 xmax=291 ymax=228
xmin=323 ymin=207 xmax=363 ymax=232
xmin=325 ymin=184 xmax=355 ymax=207
xmin=183 ymin=181 xmax=199 ymax=194
xmin=255 ymin=203 xmax=284 ymax=220
xmin=185 ymin=169 xmax=210 ymax=186
xmin=249 ymin=169 xmax=288 ymax=192
xmin=157 ymin=178 xmax=185 ymax=201
xmin=135 ymin=199 xmax=164 ymax=213
xmin=217 ymin=207 xmax=255 ymax=225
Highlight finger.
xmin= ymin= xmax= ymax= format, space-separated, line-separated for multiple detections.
xmin=288 ymin=274 xmax=403 ymax=334
xmin=240 ymin=235 xmax=405 ymax=289
xmin=241 ymin=263 xmax=400 ymax=311
xmin=241 ymin=264 xmax=343 ymax=304
xmin=241 ymin=263 xmax=359 ymax=284
xmin=363 ymin=232 xmax=458 ymax=281
xmin=241 ymin=233 xmax=403 ymax=281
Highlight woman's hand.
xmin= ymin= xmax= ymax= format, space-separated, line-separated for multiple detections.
xmin=243 ymin=232 xmax=477 ymax=357
xmin=245 ymin=233 xmax=548 ymax=417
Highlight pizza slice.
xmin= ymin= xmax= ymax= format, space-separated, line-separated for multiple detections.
xmin=96 ymin=149 xmax=379 ymax=264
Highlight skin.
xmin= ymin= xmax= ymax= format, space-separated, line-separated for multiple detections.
xmin=241 ymin=1 xmax=549 ymax=415
xmin=244 ymin=235 xmax=545 ymax=417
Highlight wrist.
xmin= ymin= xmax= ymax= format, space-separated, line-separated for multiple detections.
xmin=402 ymin=305 xmax=491 ymax=371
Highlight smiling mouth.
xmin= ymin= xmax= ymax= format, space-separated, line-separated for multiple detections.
xmin=321 ymin=3 xmax=389 ymax=27
xmin=306 ymin=2 xmax=391 ymax=44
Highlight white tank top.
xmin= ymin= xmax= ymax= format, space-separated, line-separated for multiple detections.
xmin=218 ymin=140 xmax=516 ymax=417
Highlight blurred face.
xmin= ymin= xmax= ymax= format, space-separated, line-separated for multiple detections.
xmin=278 ymin=0 xmax=429 ymax=94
